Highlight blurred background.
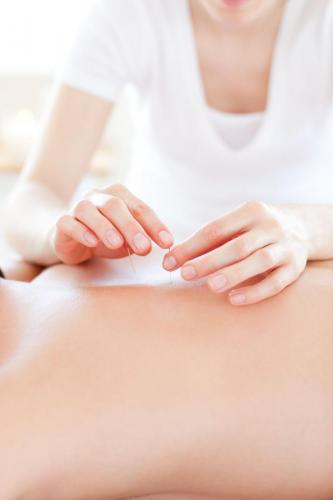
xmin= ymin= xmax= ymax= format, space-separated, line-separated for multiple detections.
xmin=0 ymin=0 xmax=134 ymax=257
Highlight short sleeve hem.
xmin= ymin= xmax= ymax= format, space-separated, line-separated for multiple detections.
xmin=58 ymin=68 xmax=123 ymax=102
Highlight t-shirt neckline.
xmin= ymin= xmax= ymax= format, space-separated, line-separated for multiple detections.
xmin=182 ymin=0 xmax=293 ymax=153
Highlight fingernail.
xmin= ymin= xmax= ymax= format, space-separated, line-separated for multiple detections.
xmin=182 ymin=265 xmax=197 ymax=280
xmin=106 ymin=229 xmax=123 ymax=248
xmin=159 ymin=230 xmax=174 ymax=246
xmin=133 ymin=233 xmax=150 ymax=251
xmin=84 ymin=232 xmax=98 ymax=246
xmin=229 ymin=293 xmax=246 ymax=305
xmin=209 ymin=275 xmax=227 ymax=292
xmin=164 ymin=255 xmax=177 ymax=271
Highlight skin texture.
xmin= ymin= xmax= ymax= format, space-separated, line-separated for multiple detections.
xmin=0 ymin=260 xmax=333 ymax=499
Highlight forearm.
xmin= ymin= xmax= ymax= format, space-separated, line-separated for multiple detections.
xmin=2 ymin=85 xmax=112 ymax=268
xmin=277 ymin=203 xmax=333 ymax=260
xmin=0 ymin=258 xmax=43 ymax=282
xmin=3 ymin=180 xmax=66 ymax=265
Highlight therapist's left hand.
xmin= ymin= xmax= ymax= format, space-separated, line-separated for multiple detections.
xmin=163 ymin=201 xmax=310 ymax=305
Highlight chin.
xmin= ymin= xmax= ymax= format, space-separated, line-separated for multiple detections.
xmin=216 ymin=0 xmax=274 ymax=26
xmin=220 ymin=0 xmax=252 ymax=7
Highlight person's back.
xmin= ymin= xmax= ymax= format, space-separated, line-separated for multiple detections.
xmin=1 ymin=261 xmax=333 ymax=499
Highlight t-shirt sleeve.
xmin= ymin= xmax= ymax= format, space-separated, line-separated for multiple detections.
xmin=321 ymin=1 xmax=333 ymax=103
xmin=58 ymin=0 xmax=152 ymax=102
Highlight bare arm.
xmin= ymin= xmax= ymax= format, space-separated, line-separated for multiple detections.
xmin=3 ymin=84 xmax=112 ymax=265
xmin=0 ymin=257 xmax=42 ymax=282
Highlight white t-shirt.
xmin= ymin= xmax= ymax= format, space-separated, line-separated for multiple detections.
xmin=208 ymin=108 xmax=263 ymax=149
xmin=60 ymin=0 xmax=333 ymax=282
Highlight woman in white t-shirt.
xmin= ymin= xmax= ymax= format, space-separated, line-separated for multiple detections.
xmin=4 ymin=0 xmax=333 ymax=305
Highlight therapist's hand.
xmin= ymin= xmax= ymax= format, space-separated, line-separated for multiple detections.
xmin=163 ymin=201 xmax=310 ymax=305
xmin=51 ymin=183 xmax=174 ymax=265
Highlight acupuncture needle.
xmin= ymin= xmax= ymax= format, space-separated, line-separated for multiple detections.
xmin=126 ymin=243 xmax=137 ymax=278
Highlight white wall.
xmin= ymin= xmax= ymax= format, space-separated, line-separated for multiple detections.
xmin=0 ymin=0 xmax=93 ymax=75
xmin=0 ymin=0 xmax=133 ymax=167
xmin=0 ymin=0 xmax=133 ymax=188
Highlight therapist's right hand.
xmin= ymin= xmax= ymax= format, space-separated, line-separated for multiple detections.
xmin=50 ymin=183 xmax=174 ymax=265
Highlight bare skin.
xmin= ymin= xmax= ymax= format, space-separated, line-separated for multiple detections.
xmin=190 ymin=0 xmax=287 ymax=114
xmin=1 ymin=260 xmax=333 ymax=500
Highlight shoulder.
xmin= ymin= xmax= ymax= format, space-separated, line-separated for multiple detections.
xmin=88 ymin=0 xmax=173 ymax=39
xmin=291 ymin=0 xmax=333 ymax=57
xmin=308 ymin=0 xmax=333 ymax=98
xmin=85 ymin=0 xmax=176 ymax=65
xmin=285 ymin=0 xmax=333 ymax=101
xmin=66 ymin=0 xmax=173 ymax=90
xmin=88 ymin=0 xmax=183 ymax=46
xmin=285 ymin=1 xmax=332 ymax=46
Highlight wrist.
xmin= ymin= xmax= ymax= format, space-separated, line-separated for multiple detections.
xmin=34 ymin=223 xmax=61 ymax=267
xmin=292 ymin=211 xmax=313 ymax=260
xmin=274 ymin=204 xmax=312 ymax=259
xmin=0 ymin=258 xmax=43 ymax=282
xmin=45 ymin=224 xmax=59 ymax=262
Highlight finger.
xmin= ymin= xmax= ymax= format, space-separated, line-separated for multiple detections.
xmin=128 ymin=199 xmax=174 ymax=248
xmin=92 ymin=242 xmax=132 ymax=259
xmin=180 ymin=224 xmax=276 ymax=281
xmin=73 ymin=200 xmax=124 ymax=250
xmin=56 ymin=215 xmax=99 ymax=249
xmin=163 ymin=201 xmax=266 ymax=271
xmin=105 ymin=184 xmax=174 ymax=249
xmin=228 ymin=265 xmax=297 ymax=306
xmin=94 ymin=194 xmax=152 ymax=255
xmin=207 ymin=243 xmax=287 ymax=294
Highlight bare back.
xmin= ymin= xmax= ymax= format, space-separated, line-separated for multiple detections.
xmin=0 ymin=262 xmax=333 ymax=499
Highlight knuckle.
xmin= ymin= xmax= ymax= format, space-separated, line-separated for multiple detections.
xmin=74 ymin=199 xmax=93 ymax=217
xmin=247 ymin=286 xmax=263 ymax=301
xmin=246 ymin=200 xmax=269 ymax=217
xmin=228 ymin=266 xmax=244 ymax=286
xmin=270 ymin=279 xmax=284 ymax=294
xmin=289 ymin=262 xmax=302 ymax=278
xmin=230 ymin=272 xmax=243 ymax=287
xmin=284 ymin=247 xmax=296 ymax=263
xmin=201 ymin=223 xmax=220 ymax=242
xmin=250 ymin=284 xmax=271 ymax=301
xmin=259 ymin=247 xmax=276 ymax=268
xmin=56 ymin=215 xmax=71 ymax=229
xmin=122 ymin=220 xmax=138 ymax=235
xmin=108 ymin=183 xmax=126 ymax=195
xmin=131 ymin=201 xmax=151 ymax=218
xmin=268 ymin=217 xmax=285 ymax=235
xmin=102 ymin=196 xmax=125 ymax=212
xmin=233 ymin=238 xmax=251 ymax=258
